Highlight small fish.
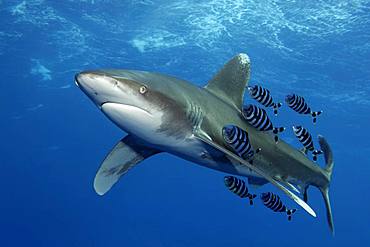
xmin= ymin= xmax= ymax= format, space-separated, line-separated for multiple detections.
xmin=224 ymin=176 xmax=256 ymax=205
xmin=292 ymin=125 xmax=323 ymax=161
xmin=242 ymin=104 xmax=285 ymax=143
xmin=222 ymin=125 xmax=261 ymax=162
xmin=285 ymin=94 xmax=322 ymax=124
xmin=261 ymin=192 xmax=297 ymax=221
xmin=247 ymin=85 xmax=282 ymax=115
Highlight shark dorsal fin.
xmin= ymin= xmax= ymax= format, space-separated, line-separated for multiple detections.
xmin=205 ymin=53 xmax=251 ymax=109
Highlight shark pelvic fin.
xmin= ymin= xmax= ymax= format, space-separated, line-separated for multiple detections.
xmin=281 ymin=181 xmax=301 ymax=194
xmin=194 ymin=131 xmax=317 ymax=218
xmin=94 ymin=135 xmax=160 ymax=196
xmin=205 ymin=53 xmax=250 ymax=109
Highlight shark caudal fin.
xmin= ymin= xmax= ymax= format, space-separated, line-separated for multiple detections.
xmin=318 ymin=135 xmax=335 ymax=235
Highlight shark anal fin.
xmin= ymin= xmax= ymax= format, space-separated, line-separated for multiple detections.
xmin=205 ymin=53 xmax=250 ymax=109
xmin=194 ymin=131 xmax=316 ymax=218
xmin=94 ymin=135 xmax=160 ymax=196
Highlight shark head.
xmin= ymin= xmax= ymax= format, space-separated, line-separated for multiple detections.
xmin=75 ymin=70 xmax=191 ymax=145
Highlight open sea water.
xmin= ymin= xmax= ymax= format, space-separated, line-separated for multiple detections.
xmin=1 ymin=1 xmax=369 ymax=246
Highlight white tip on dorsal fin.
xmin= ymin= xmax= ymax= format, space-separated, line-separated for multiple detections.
xmin=205 ymin=53 xmax=250 ymax=109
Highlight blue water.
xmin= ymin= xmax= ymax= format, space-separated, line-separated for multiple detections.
xmin=1 ymin=0 xmax=369 ymax=246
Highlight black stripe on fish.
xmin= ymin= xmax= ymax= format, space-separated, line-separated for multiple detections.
xmin=247 ymin=85 xmax=282 ymax=115
xmin=222 ymin=125 xmax=261 ymax=161
xmin=285 ymin=94 xmax=322 ymax=124
xmin=292 ymin=125 xmax=323 ymax=161
xmin=260 ymin=192 xmax=297 ymax=221
xmin=242 ymin=104 xmax=285 ymax=143
xmin=224 ymin=176 xmax=256 ymax=205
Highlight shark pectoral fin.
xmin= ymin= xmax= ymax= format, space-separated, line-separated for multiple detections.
xmin=94 ymin=135 xmax=160 ymax=196
xmin=194 ymin=132 xmax=317 ymax=218
xmin=205 ymin=53 xmax=250 ymax=109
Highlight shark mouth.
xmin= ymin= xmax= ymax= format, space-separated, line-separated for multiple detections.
xmin=101 ymin=102 xmax=152 ymax=115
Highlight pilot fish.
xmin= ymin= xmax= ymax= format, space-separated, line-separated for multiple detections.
xmin=224 ymin=176 xmax=256 ymax=205
xmin=242 ymin=104 xmax=285 ymax=143
xmin=261 ymin=192 xmax=297 ymax=221
xmin=222 ymin=125 xmax=261 ymax=163
xmin=285 ymin=94 xmax=323 ymax=124
xmin=292 ymin=125 xmax=323 ymax=161
xmin=247 ymin=85 xmax=282 ymax=115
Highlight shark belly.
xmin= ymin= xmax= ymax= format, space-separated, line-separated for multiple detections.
xmin=161 ymin=135 xmax=260 ymax=179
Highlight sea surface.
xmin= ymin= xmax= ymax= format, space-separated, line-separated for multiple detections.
xmin=1 ymin=1 xmax=369 ymax=246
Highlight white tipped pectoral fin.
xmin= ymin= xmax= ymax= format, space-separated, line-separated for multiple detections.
xmin=94 ymin=135 xmax=160 ymax=196
xmin=194 ymin=131 xmax=316 ymax=218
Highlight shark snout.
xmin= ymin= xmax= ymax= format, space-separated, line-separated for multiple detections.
xmin=75 ymin=71 xmax=122 ymax=107
xmin=75 ymin=72 xmax=101 ymax=95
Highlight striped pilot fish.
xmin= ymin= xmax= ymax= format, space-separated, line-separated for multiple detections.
xmin=224 ymin=176 xmax=257 ymax=205
xmin=242 ymin=104 xmax=285 ymax=143
xmin=292 ymin=125 xmax=323 ymax=161
xmin=222 ymin=124 xmax=261 ymax=163
xmin=285 ymin=94 xmax=323 ymax=124
xmin=247 ymin=85 xmax=282 ymax=115
xmin=261 ymin=192 xmax=297 ymax=221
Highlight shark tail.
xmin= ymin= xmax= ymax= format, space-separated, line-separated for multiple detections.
xmin=317 ymin=135 xmax=335 ymax=235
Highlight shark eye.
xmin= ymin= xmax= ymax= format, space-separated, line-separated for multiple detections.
xmin=139 ymin=86 xmax=147 ymax=94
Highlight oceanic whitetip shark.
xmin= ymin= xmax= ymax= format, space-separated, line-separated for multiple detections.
xmin=75 ymin=54 xmax=334 ymax=234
